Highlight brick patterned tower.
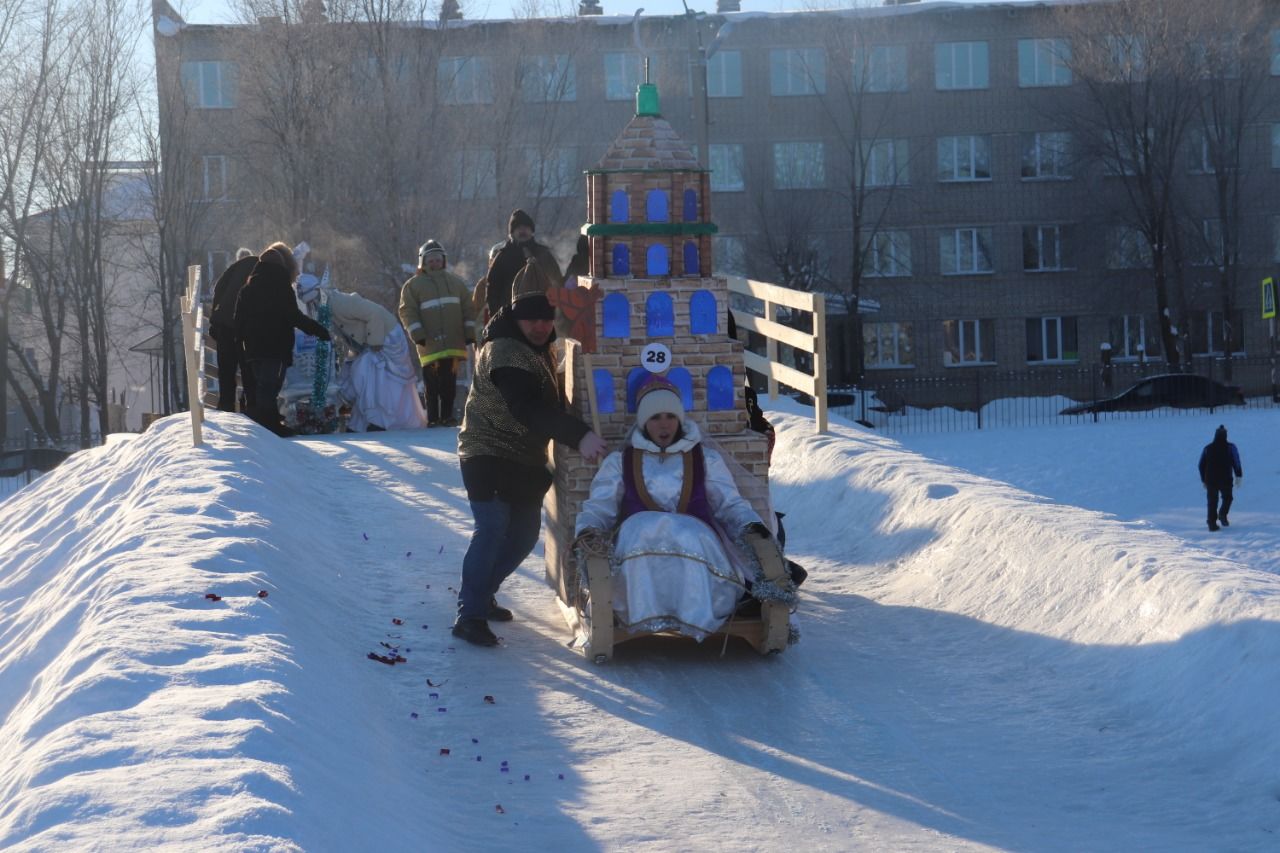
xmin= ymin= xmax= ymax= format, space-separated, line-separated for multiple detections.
xmin=544 ymin=83 xmax=772 ymax=606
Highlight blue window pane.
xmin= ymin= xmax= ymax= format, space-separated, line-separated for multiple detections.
xmin=646 ymin=244 xmax=669 ymax=276
xmin=646 ymin=189 xmax=669 ymax=223
xmin=707 ymin=365 xmax=735 ymax=410
xmin=593 ymin=368 xmax=616 ymax=413
xmin=683 ymin=188 xmax=697 ymax=222
xmin=603 ymin=292 xmax=630 ymax=338
xmin=610 ymin=189 xmax=629 ymax=223
xmin=683 ymin=241 xmax=700 ymax=277
xmin=668 ymin=367 xmax=694 ymax=410
xmin=689 ymin=289 xmax=717 ymax=334
xmin=611 ymin=243 xmax=630 ymax=276
xmin=625 ymin=367 xmax=649 ymax=412
xmin=646 ymin=292 xmax=674 ymax=336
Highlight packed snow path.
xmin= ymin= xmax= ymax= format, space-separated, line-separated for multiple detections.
xmin=1 ymin=409 xmax=1278 ymax=851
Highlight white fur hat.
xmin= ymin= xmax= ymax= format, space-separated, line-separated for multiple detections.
xmin=635 ymin=375 xmax=684 ymax=428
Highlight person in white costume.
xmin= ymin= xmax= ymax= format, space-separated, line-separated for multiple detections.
xmin=297 ymin=275 xmax=426 ymax=432
xmin=574 ymin=374 xmax=771 ymax=641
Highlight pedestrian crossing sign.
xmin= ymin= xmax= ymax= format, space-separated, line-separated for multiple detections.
xmin=1264 ymin=277 xmax=1277 ymax=320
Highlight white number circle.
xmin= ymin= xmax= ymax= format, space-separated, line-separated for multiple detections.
xmin=640 ymin=343 xmax=671 ymax=373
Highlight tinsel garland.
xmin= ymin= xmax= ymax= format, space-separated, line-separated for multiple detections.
xmin=311 ymin=300 xmax=332 ymax=413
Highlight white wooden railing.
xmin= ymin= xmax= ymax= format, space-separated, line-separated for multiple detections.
xmin=726 ymin=276 xmax=828 ymax=433
xmin=180 ymin=264 xmax=205 ymax=447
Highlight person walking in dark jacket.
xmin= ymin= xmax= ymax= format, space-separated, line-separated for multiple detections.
xmin=453 ymin=260 xmax=606 ymax=646
xmin=232 ymin=242 xmax=331 ymax=437
xmin=482 ymin=209 xmax=562 ymax=321
xmin=210 ymin=248 xmax=257 ymax=412
xmin=1198 ymin=424 xmax=1243 ymax=531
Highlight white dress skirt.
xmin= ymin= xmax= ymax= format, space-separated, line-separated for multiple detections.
xmin=575 ymin=421 xmax=764 ymax=641
xmin=339 ymin=327 xmax=427 ymax=431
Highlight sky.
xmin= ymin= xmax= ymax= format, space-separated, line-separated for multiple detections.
xmin=2 ymin=400 xmax=1278 ymax=848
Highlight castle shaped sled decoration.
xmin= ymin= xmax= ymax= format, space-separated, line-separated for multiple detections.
xmin=545 ymin=82 xmax=793 ymax=662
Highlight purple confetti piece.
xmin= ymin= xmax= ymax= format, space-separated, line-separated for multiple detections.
xmin=523 ymin=774 xmax=530 ymax=781
xmin=410 ymin=712 xmax=419 ymax=719
xmin=406 ymin=551 xmax=412 ymax=557
xmin=558 ymin=774 xmax=564 ymax=780
xmin=438 ymin=545 xmax=444 ymax=554
xmin=422 ymin=624 xmax=429 ymax=630
xmin=437 ymin=707 xmax=447 ymax=713
xmin=471 ymin=738 xmax=479 ymax=744
xmin=500 ymin=766 xmax=509 ymax=773
xmin=363 ymin=533 xmax=369 ymax=540
xmin=429 ymin=693 xmax=439 ymax=699
xmin=476 ymin=755 xmax=482 ymax=762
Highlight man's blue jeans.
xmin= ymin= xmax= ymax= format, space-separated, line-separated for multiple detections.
xmin=458 ymin=499 xmax=542 ymax=621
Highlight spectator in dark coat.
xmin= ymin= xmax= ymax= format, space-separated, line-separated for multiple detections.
xmin=452 ymin=260 xmax=606 ymax=647
xmin=232 ymin=242 xmax=331 ymax=437
xmin=1198 ymin=424 xmax=1243 ymax=531
xmin=210 ymin=247 xmax=258 ymax=412
xmin=482 ymin=208 xmax=562 ymax=321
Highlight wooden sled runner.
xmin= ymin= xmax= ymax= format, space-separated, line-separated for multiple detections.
xmin=559 ymin=527 xmax=793 ymax=664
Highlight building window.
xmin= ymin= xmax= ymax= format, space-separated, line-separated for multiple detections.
xmin=1106 ymin=225 xmax=1152 ymax=269
xmin=770 ymin=48 xmax=825 ymax=96
xmin=646 ymin=291 xmax=674 ymax=335
xmin=863 ymin=139 xmax=909 ymax=187
xmin=937 ymin=135 xmax=991 ymax=182
xmin=520 ymin=54 xmax=576 ymax=102
xmin=1272 ymin=31 xmax=1280 ymax=76
xmin=200 ymin=155 xmax=228 ymax=201
xmin=592 ymin=369 xmax=616 ymax=413
xmin=1188 ymin=126 xmax=1236 ymax=174
xmin=707 ymin=50 xmax=742 ymax=97
xmin=524 ymin=147 xmax=577 ymax=198
xmin=853 ymin=44 xmax=907 ymax=92
xmin=940 ymin=227 xmax=994 ymax=275
xmin=943 ymin=319 xmax=994 ymax=366
xmin=1109 ymin=314 xmax=1159 ymax=360
xmin=690 ymin=290 xmax=717 ymax=333
xmin=1196 ymin=218 xmax=1225 ymax=266
xmin=1023 ymin=225 xmax=1070 ymax=272
xmin=683 ymin=241 xmax=700 ymax=276
xmin=773 ymin=142 xmax=825 ymax=189
xmin=863 ymin=230 xmax=911 ymax=277
xmin=708 ymin=144 xmax=745 ymax=191
xmin=935 ymin=42 xmax=988 ymax=90
xmin=863 ymin=322 xmax=914 ymax=369
xmin=1018 ymin=38 xmax=1071 ymax=87
xmin=1026 ymin=316 xmax=1078 ymax=363
xmin=1021 ymin=132 xmax=1071 ymax=180
xmin=438 ymin=56 xmax=494 ymax=104
xmin=646 ymin=245 xmax=670 ymax=276
xmin=1271 ymin=124 xmax=1280 ymax=168
xmin=180 ymin=61 xmax=236 ymax=108
xmin=1103 ymin=129 xmax=1153 ymax=176
xmin=646 ymin=189 xmax=669 ymax=223
xmin=1105 ymin=34 xmax=1148 ymax=82
xmin=603 ymin=291 xmax=630 ymax=334
xmin=610 ymin=189 xmax=629 ymax=223
xmin=605 ymin=52 xmax=644 ymax=101
xmin=1273 ymin=216 xmax=1280 ymax=262
xmin=610 ymin=244 xmax=630 ymax=278
xmin=451 ymin=148 xmax=496 ymax=199
xmin=1189 ymin=310 xmax=1244 ymax=355
xmin=707 ymin=365 xmax=736 ymax=409
xmin=682 ymin=189 xmax=698 ymax=222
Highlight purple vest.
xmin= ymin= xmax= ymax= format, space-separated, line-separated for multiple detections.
xmin=620 ymin=444 xmax=715 ymax=529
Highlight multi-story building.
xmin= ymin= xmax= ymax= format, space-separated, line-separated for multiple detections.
xmin=152 ymin=0 xmax=1280 ymax=390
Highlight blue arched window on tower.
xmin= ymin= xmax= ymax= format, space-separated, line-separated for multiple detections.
xmin=707 ymin=365 xmax=735 ymax=410
xmin=668 ymin=367 xmax=694 ymax=410
xmin=646 ymin=292 xmax=674 ymax=336
xmin=646 ymin=245 xmax=669 ymax=276
xmin=610 ymin=189 xmax=629 ymax=223
xmin=645 ymin=189 xmax=669 ymax=223
xmin=683 ymin=241 xmax=700 ymax=277
xmin=611 ymin=243 xmax=630 ymax=277
xmin=625 ymin=368 xmax=649 ymax=413
xmin=683 ymin=188 xmax=698 ymax=222
xmin=592 ymin=369 xmax=616 ymax=413
xmin=689 ymin=290 xmax=717 ymax=335
xmin=602 ymin=292 xmax=630 ymax=338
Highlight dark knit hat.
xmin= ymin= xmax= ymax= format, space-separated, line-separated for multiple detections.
xmin=509 ymin=208 xmax=535 ymax=235
xmin=418 ymin=240 xmax=446 ymax=267
xmin=1215 ymin=424 xmax=1228 ymax=440
xmin=509 ymin=259 xmax=554 ymax=321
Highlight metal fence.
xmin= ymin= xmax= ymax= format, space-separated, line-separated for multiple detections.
xmin=831 ymin=356 xmax=1279 ymax=434
xmin=0 ymin=433 xmax=90 ymax=499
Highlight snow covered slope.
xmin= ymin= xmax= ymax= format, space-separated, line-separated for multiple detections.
xmin=1 ymin=410 xmax=1277 ymax=851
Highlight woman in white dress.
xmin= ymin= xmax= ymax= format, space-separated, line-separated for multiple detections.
xmin=574 ymin=375 xmax=771 ymax=641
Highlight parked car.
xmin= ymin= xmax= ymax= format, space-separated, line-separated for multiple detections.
xmin=1060 ymin=373 xmax=1245 ymax=415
